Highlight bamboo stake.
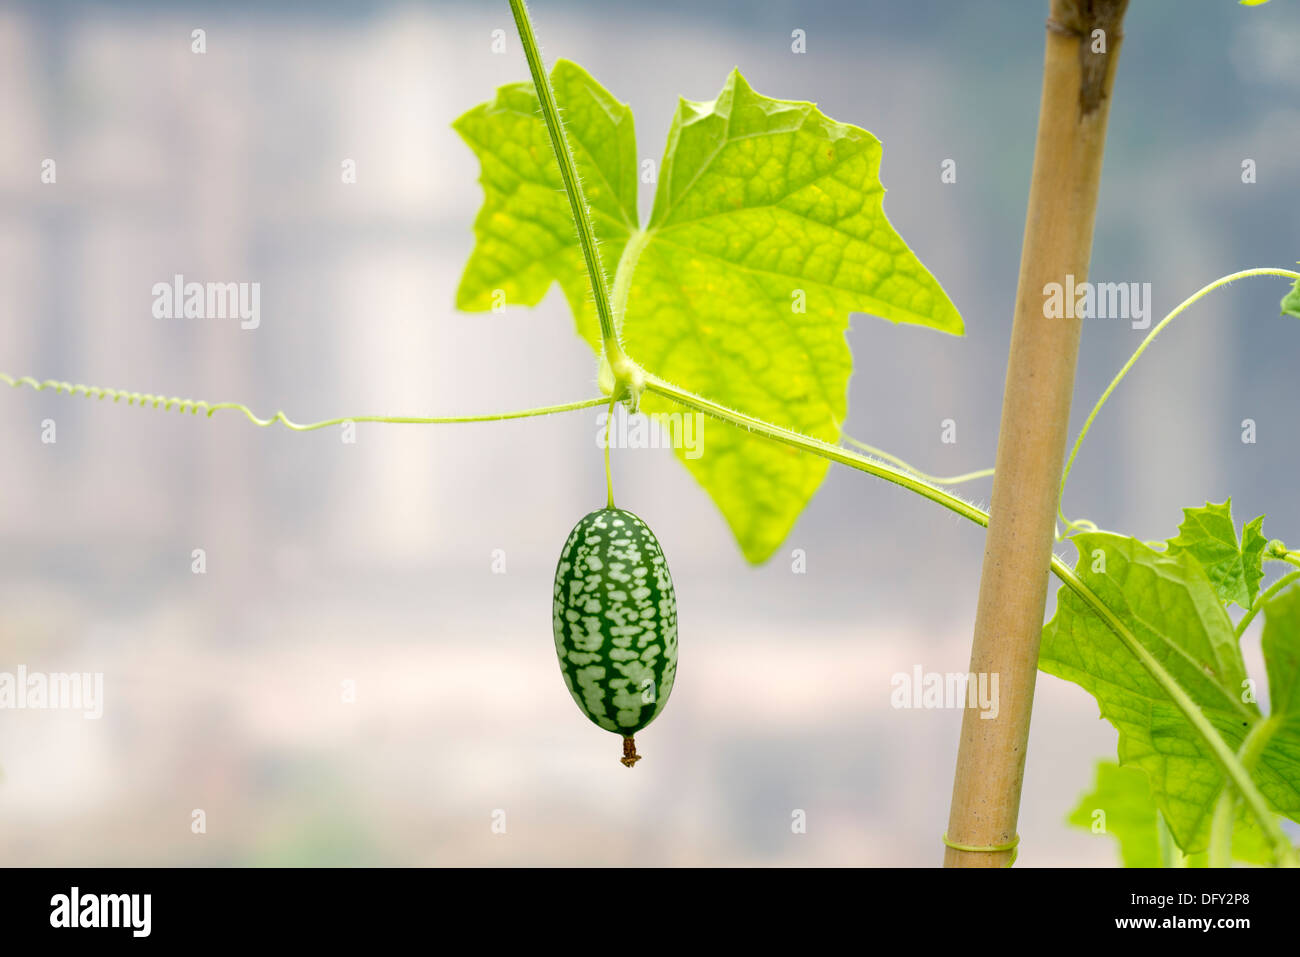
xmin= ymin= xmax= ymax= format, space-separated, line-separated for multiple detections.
xmin=943 ymin=0 xmax=1130 ymax=867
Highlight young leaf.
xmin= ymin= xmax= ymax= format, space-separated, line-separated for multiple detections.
xmin=1039 ymin=531 xmax=1300 ymax=853
xmin=1164 ymin=500 xmax=1267 ymax=608
xmin=1282 ymin=276 xmax=1300 ymax=319
xmin=455 ymin=62 xmax=962 ymax=563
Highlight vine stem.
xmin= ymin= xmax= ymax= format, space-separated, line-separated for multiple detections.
xmin=843 ymin=435 xmax=993 ymax=486
xmin=644 ymin=376 xmax=993 ymax=526
xmin=1208 ymin=717 xmax=1280 ymax=868
xmin=1235 ymin=570 xmax=1300 ymax=639
xmin=0 ymin=374 xmax=608 ymax=430
xmin=603 ymin=396 xmax=617 ymax=508
xmin=507 ymin=0 xmax=642 ymax=407
xmin=1207 ymin=788 xmax=1236 ymax=869
xmin=1058 ymin=267 xmax=1300 ymax=536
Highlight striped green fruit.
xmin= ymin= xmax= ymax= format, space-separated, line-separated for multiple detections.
xmin=552 ymin=507 xmax=678 ymax=766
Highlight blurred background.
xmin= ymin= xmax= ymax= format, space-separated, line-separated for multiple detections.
xmin=0 ymin=0 xmax=1297 ymax=866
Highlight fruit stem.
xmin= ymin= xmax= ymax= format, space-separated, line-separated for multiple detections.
xmin=604 ymin=395 xmax=617 ymax=508
xmin=620 ymin=736 xmax=641 ymax=768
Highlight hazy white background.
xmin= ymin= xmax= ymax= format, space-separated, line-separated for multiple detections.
xmin=1 ymin=0 xmax=1297 ymax=865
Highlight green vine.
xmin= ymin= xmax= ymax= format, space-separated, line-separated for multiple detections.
xmin=507 ymin=0 xmax=643 ymax=410
xmin=1235 ymin=569 xmax=1300 ymax=639
xmin=1057 ymin=267 xmax=1300 ymax=537
xmin=0 ymin=374 xmax=607 ymax=430
xmin=842 ymin=435 xmax=993 ymax=487
xmin=1208 ymin=718 xmax=1279 ymax=868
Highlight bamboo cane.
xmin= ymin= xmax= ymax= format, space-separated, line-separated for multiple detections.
xmin=943 ymin=0 xmax=1130 ymax=867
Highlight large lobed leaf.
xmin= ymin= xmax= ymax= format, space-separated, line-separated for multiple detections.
xmin=455 ymin=60 xmax=962 ymax=563
xmin=1040 ymin=530 xmax=1300 ymax=853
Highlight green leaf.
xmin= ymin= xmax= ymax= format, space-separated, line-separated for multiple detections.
xmin=1164 ymin=500 xmax=1268 ymax=608
xmin=1068 ymin=760 xmax=1276 ymax=866
xmin=456 ymin=62 xmax=962 ymax=563
xmin=1282 ymin=276 xmax=1300 ymax=319
xmin=1038 ymin=531 xmax=1300 ymax=853
xmin=1068 ymin=761 xmax=1162 ymax=867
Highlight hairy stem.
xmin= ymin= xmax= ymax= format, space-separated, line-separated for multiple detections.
xmin=507 ymin=0 xmax=637 ymax=396
xmin=1235 ymin=570 xmax=1300 ymax=639
xmin=644 ymin=375 xmax=992 ymax=527
xmin=1208 ymin=790 xmax=1235 ymax=868
xmin=843 ymin=435 xmax=993 ymax=486
xmin=603 ymin=396 xmax=617 ymax=507
xmin=1208 ymin=718 xmax=1280 ymax=868
xmin=610 ymin=229 xmax=649 ymax=331
xmin=0 ymin=374 xmax=607 ymax=431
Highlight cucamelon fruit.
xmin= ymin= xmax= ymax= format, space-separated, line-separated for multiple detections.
xmin=552 ymin=507 xmax=678 ymax=766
